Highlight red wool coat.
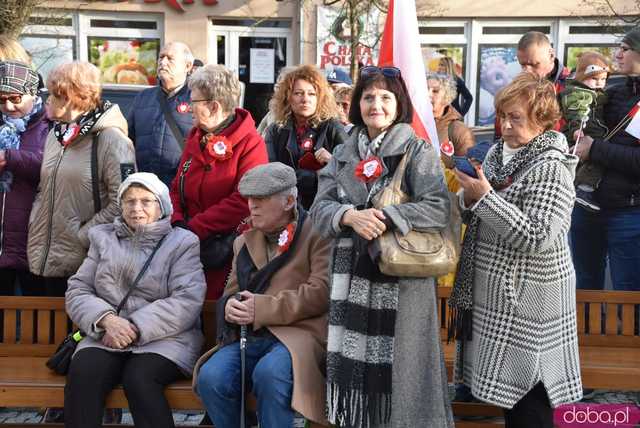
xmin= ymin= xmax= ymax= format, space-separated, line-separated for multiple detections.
xmin=170 ymin=108 xmax=268 ymax=298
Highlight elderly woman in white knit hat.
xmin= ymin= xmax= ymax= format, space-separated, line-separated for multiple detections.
xmin=64 ymin=172 xmax=206 ymax=428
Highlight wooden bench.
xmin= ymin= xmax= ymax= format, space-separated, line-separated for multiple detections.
xmin=1 ymin=289 xmax=638 ymax=427
xmin=437 ymin=287 xmax=640 ymax=426
xmin=0 ymin=296 xmax=326 ymax=427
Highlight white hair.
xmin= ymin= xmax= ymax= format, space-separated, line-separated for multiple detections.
xmin=163 ymin=41 xmax=194 ymax=66
xmin=276 ymin=187 xmax=298 ymax=210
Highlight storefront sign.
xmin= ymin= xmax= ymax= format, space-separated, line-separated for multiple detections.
xmin=316 ymin=6 xmax=383 ymax=72
xmin=142 ymin=0 xmax=218 ymax=12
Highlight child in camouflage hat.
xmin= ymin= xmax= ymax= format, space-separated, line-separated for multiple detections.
xmin=559 ymin=51 xmax=610 ymax=212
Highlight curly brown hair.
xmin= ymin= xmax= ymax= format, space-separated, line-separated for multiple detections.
xmin=494 ymin=72 xmax=560 ymax=132
xmin=269 ymin=65 xmax=338 ymax=127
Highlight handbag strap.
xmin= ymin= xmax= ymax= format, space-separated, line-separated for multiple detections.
xmin=115 ymin=234 xmax=167 ymax=315
xmin=157 ymin=90 xmax=186 ymax=150
xmin=91 ymin=133 xmax=101 ymax=213
xmin=388 ymin=143 xmax=413 ymax=196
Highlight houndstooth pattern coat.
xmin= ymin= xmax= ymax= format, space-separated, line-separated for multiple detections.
xmin=459 ymin=132 xmax=583 ymax=409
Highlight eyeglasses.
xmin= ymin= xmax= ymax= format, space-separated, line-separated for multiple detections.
xmin=0 ymin=94 xmax=22 ymax=105
xmin=360 ymin=66 xmax=402 ymax=79
xmin=122 ymin=198 xmax=159 ymax=209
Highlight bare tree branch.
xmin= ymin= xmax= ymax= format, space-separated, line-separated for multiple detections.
xmin=0 ymin=0 xmax=46 ymax=37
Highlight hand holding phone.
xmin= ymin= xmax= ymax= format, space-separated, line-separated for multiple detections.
xmin=452 ymin=155 xmax=479 ymax=178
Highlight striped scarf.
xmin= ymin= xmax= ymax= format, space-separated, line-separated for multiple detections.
xmin=327 ymin=232 xmax=399 ymax=428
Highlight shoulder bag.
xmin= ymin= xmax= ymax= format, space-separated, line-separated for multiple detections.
xmin=45 ymin=235 xmax=167 ymax=375
xmin=371 ymin=147 xmax=461 ymax=278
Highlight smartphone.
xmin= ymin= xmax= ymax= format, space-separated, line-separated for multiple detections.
xmin=452 ymin=155 xmax=479 ymax=178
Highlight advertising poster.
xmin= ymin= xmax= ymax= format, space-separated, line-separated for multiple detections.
xmin=316 ymin=6 xmax=384 ymax=74
xmin=88 ymin=38 xmax=160 ymax=85
xmin=476 ymin=45 xmax=521 ymax=126
xmin=20 ymin=36 xmax=74 ymax=81
xmin=422 ymin=45 xmax=466 ymax=76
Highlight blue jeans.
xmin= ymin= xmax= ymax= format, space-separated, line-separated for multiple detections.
xmin=570 ymin=205 xmax=640 ymax=291
xmin=197 ymin=336 xmax=294 ymax=428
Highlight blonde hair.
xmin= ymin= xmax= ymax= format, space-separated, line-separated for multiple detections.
xmin=47 ymin=61 xmax=101 ymax=112
xmin=0 ymin=36 xmax=31 ymax=64
xmin=427 ymin=73 xmax=457 ymax=106
xmin=334 ymin=85 xmax=353 ymax=102
xmin=269 ymin=64 xmax=338 ymax=127
xmin=438 ymin=57 xmax=456 ymax=76
xmin=189 ymin=64 xmax=240 ymax=112
xmin=495 ymin=72 xmax=560 ymax=132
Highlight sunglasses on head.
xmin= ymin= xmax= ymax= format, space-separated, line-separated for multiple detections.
xmin=359 ymin=66 xmax=401 ymax=79
xmin=0 ymin=94 xmax=23 ymax=105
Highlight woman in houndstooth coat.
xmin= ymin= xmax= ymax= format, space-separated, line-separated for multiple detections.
xmin=450 ymin=73 xmax=583 ymax=428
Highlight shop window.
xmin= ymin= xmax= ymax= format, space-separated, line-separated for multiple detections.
xmin=564 ymin=44 xmax=618 ymax=72
xmin=476 ymin=44 xmax=519 ymax=126
xmin=420 ymin=27 xmax=464 ymax=35
xmin=20 ymin=35 xmax=76 ymax=81
xmin=88 ymin=37 xmax=160 ymax=85
xmin=422 ymin=44 xmax=467 ymax=77
xmin=90 ymin=19 xmax=158 ymax=30
xmin=482 ymin=26 xmax=550 ymax=35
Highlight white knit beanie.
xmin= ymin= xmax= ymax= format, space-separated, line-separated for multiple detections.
xmin=117 ymin=172 xmax=173 ymax=218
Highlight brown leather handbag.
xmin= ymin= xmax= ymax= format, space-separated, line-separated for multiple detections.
xmin=372 ymin=151 xmax=461 ymax=278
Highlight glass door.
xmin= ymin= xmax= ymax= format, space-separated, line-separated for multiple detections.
xmin=210 ymin=24 xmax=292 ymax=124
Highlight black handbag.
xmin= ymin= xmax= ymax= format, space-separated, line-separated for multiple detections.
xmin=46 ymin=235 xmax=167 ymax=375
xmin=179 ymin=158 xmax=236 ymax=270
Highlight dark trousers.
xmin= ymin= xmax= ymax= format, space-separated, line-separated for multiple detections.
xmin=65 ymin=348 xmax=184 ymax=428
xmin=503 ymin=382 xmax=553 ymax=428
xmin=0 ymin=268 xmax=45 ymax=296
xmin=28 ymin=274 xmax=70 ymax=297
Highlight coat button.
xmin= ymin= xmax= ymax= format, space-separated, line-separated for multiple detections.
xmin=204 ymin=164 xmax=212 ymax=172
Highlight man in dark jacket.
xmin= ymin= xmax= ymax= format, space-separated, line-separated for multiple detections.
xmin=127 ymin=41 xmax=193 ymax=187
xmin=494 ymin=31 xmax=570 ymax=140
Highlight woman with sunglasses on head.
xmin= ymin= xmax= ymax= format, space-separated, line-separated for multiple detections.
xmin=169 ymin=64 xmax=267 ymax=299
xmin=264 ymin=64 xmax=348 ymax=209
xmin=311 ymin=65 xmax=454 ymax=428
xmin=27 ymin=61 xmax=135 ymax=296
xmin=0 ymin=61 xmax=47 ymax=296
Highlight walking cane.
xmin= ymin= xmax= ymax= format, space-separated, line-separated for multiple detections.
xmin=236 ymin=293 xmax=248 ymax=428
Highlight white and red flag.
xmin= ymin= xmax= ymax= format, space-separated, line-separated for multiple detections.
xmin=378 ymin=0 xmax=440 ymax=152
xmin=624 ymin=100 xmax=640 ymax=140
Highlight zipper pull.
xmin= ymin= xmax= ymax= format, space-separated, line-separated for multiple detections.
xmin=182 ymin=158 xmax=192 ymax=175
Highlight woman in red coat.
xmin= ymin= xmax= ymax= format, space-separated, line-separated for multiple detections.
xmin=170 ymin=64 xmax=268 ymax=299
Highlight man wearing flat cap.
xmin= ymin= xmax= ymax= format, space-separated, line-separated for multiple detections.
xmin=193 ymin=162 xmax=332 ymax=427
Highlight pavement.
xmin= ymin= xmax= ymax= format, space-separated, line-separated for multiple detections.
xmin=1 ymin=389 xmax=638 ymax=425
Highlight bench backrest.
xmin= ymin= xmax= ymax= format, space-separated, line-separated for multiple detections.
xmin=0 ymin=297 xmax=218 ymax=357
xmin=435 ymin=287 xmax=640 ymax=348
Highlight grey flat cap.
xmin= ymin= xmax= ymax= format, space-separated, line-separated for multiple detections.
xmin=239 ymin=162 xmax=296 ymax=197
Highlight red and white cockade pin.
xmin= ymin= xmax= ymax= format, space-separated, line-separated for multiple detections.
xmin=440 ymin=140 xmax=454 ymax=157
xmin=62 ymin=124 xmax=81 ymax=146
xmin=301 ymin=138 xmax=314 ymax=152
xmin=277 ymin=223 xmax=296 ymax=254
xmin=176 ymin=102 xmax=191 ymax=114
xmin=205 ymin=135 xmax=233 ymax=161
xmin=354 ymin=156 xmax=383 ymax=183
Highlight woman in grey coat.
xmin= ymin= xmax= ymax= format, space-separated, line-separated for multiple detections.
xmin=64 ymin=172 xmax=206 ymax=428
xmin=311 ymin=66 xmax=454 ymax=428
xmin=451 ymin=72 xmax=582 ymax=428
